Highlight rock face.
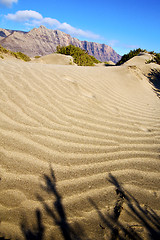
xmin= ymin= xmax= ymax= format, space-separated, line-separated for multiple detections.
xmin=0 ymin=26 xmax=121 ymax=63
xmin=0 ymin=28 xmax=12 ymax=40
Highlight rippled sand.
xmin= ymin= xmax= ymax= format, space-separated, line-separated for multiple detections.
xmin=0 ymin=54 xmax=160 ymax=239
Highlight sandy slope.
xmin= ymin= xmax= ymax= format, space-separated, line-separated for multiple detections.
xmin=33 ymin=53 xmax=74 ymax=65
xmin=0 ymin=54 xmax=160 ymax=240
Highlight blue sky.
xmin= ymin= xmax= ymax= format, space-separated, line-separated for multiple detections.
xmin=0 ymin=0 xmax=160 ymax=55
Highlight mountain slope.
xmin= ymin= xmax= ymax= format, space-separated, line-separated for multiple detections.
xmin=0 ymin=26 xmax=121 ymax=63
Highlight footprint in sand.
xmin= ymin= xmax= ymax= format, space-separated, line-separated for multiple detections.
xmin=63 ymin=76 xmax=77 ymax=84
xmin=63 ymin=76 xmax=96 ymax=100
xmin=134 ymin=124 xmax=152 ymax=132
xmin=80 ymin=90 xmax=96 ymax=100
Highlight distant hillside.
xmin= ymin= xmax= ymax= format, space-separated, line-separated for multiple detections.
xmin=0 ymin=26 xmax=121 ymax=63
xmin=0 ymin=44 xmax=31 ymax=61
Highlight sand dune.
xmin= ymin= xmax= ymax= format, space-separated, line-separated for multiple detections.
xmin=33 ymin=53 xmax=74 ymax=65
xmin=0 ymin=54 xmax=160 ymax=240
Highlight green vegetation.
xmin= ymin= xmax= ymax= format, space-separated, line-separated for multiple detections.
xmin=0 ymin=45 xmax=10 ymax=54
xmin=154 ymin=53 xmax=160 ymax=65
xmin=34 ymin=55 xmax=41 ymax=59
xmin=146 ymin=52 xmax=160 ymax=65
xmin=11 ymin=51 xmax=31 ymax=62
xmin=0 ymin=44 xmax=31 ymax=62
xmin=116 ymin=48 xmax=145 ymax=65
xmin=56 ymin=45 xmax=101 ymax=66
xmin=117 ymin=48 xmax=160 ymax=66
xmin=69 ymin=59 xmax=73 ymax=65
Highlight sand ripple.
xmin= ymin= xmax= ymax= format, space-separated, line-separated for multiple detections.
xmin=0 ymin=59 xmax=160 ymax=239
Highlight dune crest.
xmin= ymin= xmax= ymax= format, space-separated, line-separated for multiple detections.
xmin=33 ymin=53 xmax=74 ymax=65
xmin=0 ymin=55 xmax=160 ymax=240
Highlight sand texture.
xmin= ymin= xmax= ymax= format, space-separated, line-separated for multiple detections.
xmin=0 ymin=54 xmax=160 ymax=240
xmin=33 ymin=53 xmax=74 ymax=65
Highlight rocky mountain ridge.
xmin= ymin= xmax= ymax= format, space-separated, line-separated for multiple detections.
xmin=0 ymin=26 xmax=121 ymax=63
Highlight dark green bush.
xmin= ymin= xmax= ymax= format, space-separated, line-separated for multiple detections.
xmin=146 ymin=52 xmax=160 ymax=65
xmin=56 ymin=45 xmax=101 ymax=66
xmin=154 ymin=53 xmax=160 ymax=65
xmin=116 ymin=48 xmax=145 ymax=65
xmin=117 ymin=48 xmax=160 ymax=66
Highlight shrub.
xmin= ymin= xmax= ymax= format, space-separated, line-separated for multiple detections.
xmin=146 ymin=52 xmax=160 ymax=65
xmin=154 ymin=53 xmax=160 ymax=65
xmin=34 ymin=56 xmax=41 ymax=58
xmin=13 ymin=52 xmax=31 ymax=62
xmin=56 ymin=45 xmax=101 ymax=66
xmin=0 ymin=45 xmax=9 ymax=54
xmin=69 ymin=59 xmax=73 ymax=65
xmin=0 ymin=44 xmax=31 ymax=61
xmin=116 ymin=48 xmax=145 ymax=65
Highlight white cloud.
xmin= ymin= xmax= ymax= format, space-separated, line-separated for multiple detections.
xmin=5 ymin=10 xmax=101 ymax=39
xmin=58 ymin=22 xmax=100 ymax=39
xmin=0 ymin=0 xmax=17 ymax=7
xmin=6 ymin=10 xmax=43 ymax=22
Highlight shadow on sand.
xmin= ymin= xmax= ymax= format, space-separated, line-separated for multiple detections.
xmin=147 ymin=68 xmax=160 ymax=98
xmin=1 ymin=168 xmax=160 ymax=240
xmin=21 ymin=166 xmax=89 ymax=240
xmin=21 ymin=209 xmax=44 ymax=240
xmin=89 ymin=173 xmax=160 ymax=240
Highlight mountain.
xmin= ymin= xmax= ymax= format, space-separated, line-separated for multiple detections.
xmin=0 ymin=26 xmax=121 ymax=63
xmin=0 ymin=28 xmax=26 ymax=40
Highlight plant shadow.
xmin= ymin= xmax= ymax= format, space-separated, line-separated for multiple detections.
xmin=21 ymin=166 xmax=89 ymax=240
xmin=21 ymin=209 xmax=44 ymax=240
xmin=147 ymin=68 xmax=160 ymax=98
xmin=89 ymin=173 xmax=160 ymax=240
xmin=6 ymin=169 xmax=159 ymax=240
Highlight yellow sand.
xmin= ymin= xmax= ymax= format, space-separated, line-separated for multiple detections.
xmin=0 ymin=53 xmax=160 ymax=240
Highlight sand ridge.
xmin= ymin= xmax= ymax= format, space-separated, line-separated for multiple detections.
xmin=33 ymin=53 xmax=74 ymax=65
xmin=0 ymin=55 xmax=160 ymax=239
